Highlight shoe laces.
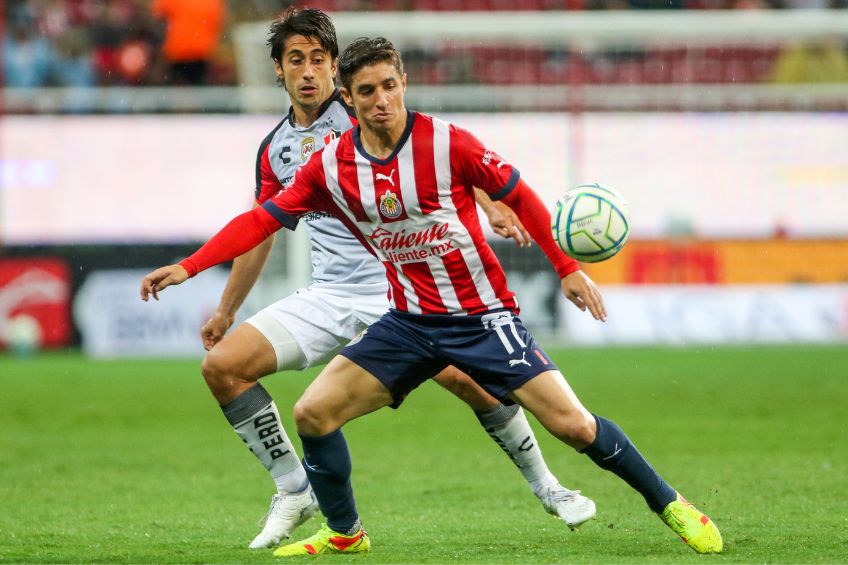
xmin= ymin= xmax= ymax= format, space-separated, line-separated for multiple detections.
xmin=545 ymin=487 xmax=583 ymax=505
xmin=256 ymin=494 xmax=283 ymax=528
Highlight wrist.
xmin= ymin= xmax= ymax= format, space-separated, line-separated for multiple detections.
xmin=214 ymin=306 xmax=238 ymax=320
xmin=178 ymin=259 xmax=197 ymax=278
xmin=556 ymin=261 xmax=581 ymax=279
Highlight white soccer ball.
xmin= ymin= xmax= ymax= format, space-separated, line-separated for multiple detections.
xmin=551 ymin=183 xmax=631 ymax=263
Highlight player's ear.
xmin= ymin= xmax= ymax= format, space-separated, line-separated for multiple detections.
xmin=331 ymin=58 xmax=338 ymax=79
xmin=273 ymin=58 xmax=284 ymax=81
xmin=340 ymin=87 xmax=352 ymax=106
xmin=402 ymin=72 xmax=407 ymax=92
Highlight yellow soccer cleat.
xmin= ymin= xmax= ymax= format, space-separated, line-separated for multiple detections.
xmin=660 ymin=493 xmax=723 ymax=554
xmin=272 ymin=523 xmax=371 ymax=557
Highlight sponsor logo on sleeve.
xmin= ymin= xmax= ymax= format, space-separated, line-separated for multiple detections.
xmin=482 ymin=149 xmax=506 ymax=169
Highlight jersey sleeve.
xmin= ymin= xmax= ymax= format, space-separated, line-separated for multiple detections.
xmin=449 ymin=124 xmax=520 ymax=200
xmin=179 ymin=149 xmax=335 ymax=278
xmin=261 ymin=148 xmax=333 ymax=223
xmin=255 ymin=133 xmax=284 ymax=204
xmin=501 ymin=179 xmax=580 ymax=278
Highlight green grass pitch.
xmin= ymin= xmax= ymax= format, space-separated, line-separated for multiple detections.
xmin=1 ymin=345 xmax=846 ymax=564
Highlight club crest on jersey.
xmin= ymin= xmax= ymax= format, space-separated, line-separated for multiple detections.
xmin=323 ymin=128 xmax=341 ymax=145
xmin=301 ymin=137 xmax=315 ymax=161
xmin=379 ymin=189 xmax=403 ymax=219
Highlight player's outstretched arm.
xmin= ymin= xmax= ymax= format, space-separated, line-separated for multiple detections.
xmin=201 ymin=200 xmax=278 ymax=349
xmin=499 ymin=179 xmax=606 ymax=321
xmin=201 ymin=234 xmax=275 ymax=350
xmin=140 ymin=264 xmax=189 ymax=301
xmin=475 ymin=188 xmax=531 ymax=247
xmin=139 ymin=205 xmax=286 ymax=305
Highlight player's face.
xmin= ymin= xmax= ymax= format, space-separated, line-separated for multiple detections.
xmin=275 ymin=34 xmax=337 ymax=111
xmin=342 ymin=62 xmax=407 ymax=136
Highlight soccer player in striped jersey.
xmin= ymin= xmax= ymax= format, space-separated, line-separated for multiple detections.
xmin=193 ymin=8 xmax=592 ymax=550
xmin=141 ymin=36 xmax=722 ymax=556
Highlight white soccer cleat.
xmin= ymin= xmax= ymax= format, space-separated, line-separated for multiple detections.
xmin=538 ymin=486 xmax=597 ymax=529
xmin=249 ymin=489 xmax=320 ymax=549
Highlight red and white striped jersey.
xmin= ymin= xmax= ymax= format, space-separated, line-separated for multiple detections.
xmin=262 ymin=111 xmax=522 ymax=316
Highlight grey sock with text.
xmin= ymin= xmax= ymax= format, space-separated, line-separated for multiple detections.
xmin=476 ymin=403 xmax=558 ymax=495
xmin=221 ymin=383 xmax=308 ymax=494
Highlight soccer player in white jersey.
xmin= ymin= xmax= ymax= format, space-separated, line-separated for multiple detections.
xmin=142 ymin=37 xmax=722 ymax=556
xmin=196 ymin=8 xmax=592 ymax=550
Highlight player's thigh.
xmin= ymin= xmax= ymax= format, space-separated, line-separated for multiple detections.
xmin=341 ymin=310 xmax=447 ymax=409
xmin=432 ymin=366 xmax=500 ymax=411
xmin=251 ymin=286 xmax=366 ymax=370
xmin=510 ymin=370 xmax=596 ymax=449
xmin=202 ymin=322 xmax=277 ymax=381
xmin=294 ymin=355 xmax=394 ymax=435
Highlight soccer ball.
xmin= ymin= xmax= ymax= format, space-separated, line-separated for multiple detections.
xmin=551 ymin=183 xmax=631 ymax=263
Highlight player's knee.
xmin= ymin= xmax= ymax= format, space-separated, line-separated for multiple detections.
xmin=200 ymin=349 xmax=222 ymax=381
xmin=200 ymin=348 xmax=239 ymax=394
xmin=293 ymin=398 xmax=335 ymax=436
xmin=550 ymin=412 xmax=596 ymax=448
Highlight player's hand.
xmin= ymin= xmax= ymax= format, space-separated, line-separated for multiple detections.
xmin=201 ymin=311 xmax=234 ymax=350
xmin=140 ymin=264 xmax=189 ymax=302
xmin=486 ymin=200 xmax=531 ymax=247
xmin=561 ymin=270 xmax=606 ymax=322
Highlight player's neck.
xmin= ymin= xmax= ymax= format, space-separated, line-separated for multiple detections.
xmin=359 ymin=112 xmax=407 ymax=159
xmin=291 ymin=104 xmax=322 ymax=128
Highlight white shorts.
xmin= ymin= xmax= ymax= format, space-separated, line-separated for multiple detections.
xmin=245 ymin=283 xmax=390 ymax=371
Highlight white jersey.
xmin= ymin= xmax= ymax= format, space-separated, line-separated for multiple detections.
xmin=255 ymin=91 xmax=385 ymax=288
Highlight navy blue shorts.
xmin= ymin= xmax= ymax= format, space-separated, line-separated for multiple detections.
xmin=340 ymin=309 xmax=557 ymax=407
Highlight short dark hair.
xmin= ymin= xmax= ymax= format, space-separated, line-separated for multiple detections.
xmin=267 ymin=7 xmax=338 ymax=63
xmin=338 ymin=37 xmax=404 ymax=91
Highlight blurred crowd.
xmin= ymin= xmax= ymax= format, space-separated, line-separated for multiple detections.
xmin=4 ymin=0 xmax=241 ymax=88
xmin=3 ymin=0 xmax=848 ymax=89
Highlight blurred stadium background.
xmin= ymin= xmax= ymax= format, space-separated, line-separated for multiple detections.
xmin=2 ymin=0 xmax=847 ymax=355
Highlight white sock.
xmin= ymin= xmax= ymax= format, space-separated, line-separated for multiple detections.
xmin=476 ymin=404 xmax=560 ymax=497
xmin=221 ymin=384 xmax=309 ymax=495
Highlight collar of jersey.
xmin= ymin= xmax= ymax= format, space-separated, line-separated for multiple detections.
xmin=352 ymin=110 xmax=416 ymax=166
xmin=286 ymin=89 xmax=345 ymax=130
